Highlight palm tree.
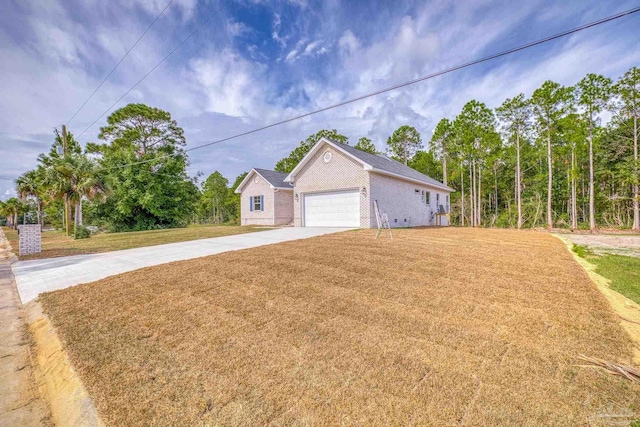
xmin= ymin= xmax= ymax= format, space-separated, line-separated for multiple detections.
xmin=0 ymin=200 xmax=7 ymax=227
xmin=71 ymin=157 xmax=107 ymax=227
xmin=44 ymin=154 xmax=107 ymax=235
xmin=3 ymin=198 xmax=24 ymax=230
xmin=16 ymin=168 xmax=47 ymax=228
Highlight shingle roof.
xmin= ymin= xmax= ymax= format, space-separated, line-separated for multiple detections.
xmin=329 ymin=140 xmax=454 ymax=191
xmin=254 ymin=168 xmax=292 ymax=189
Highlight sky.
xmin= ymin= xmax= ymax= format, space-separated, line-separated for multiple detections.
xmin=1 ymin=0 xmax=639 ymax=200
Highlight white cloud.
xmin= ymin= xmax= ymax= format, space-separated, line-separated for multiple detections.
xmin=338 ymin=30 xmax=360 ymax=55
xmin=285 ymin=39 xmax=327 ymax=62
xmin=303 ymin=40 xmax=320 ymax=54
xmin=188 ymin=49 xmax=266 ymax=118
xmin=271 ymin=13 xmax=286 ymax=47
xmin=284 ymin=38 xmax=308 ymax=63
xmin=1 ymin=0 xmax=639 ymax=202
xmin=133 ymin=0 xmax=198 ymax=21
xmin=226 ymin=19 xmax=251 ymax=37
xmin=284 ymin=49 xmax=299 ymax=62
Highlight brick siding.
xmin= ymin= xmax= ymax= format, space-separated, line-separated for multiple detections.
xmin=369 ymin=173 xmax=450 ymax=227
xmin=18 ymin=224 xmax=41 ymax=256
xmin=291 ymin=145 xmax=371 ymax=227
xmin=240 ymin=171 xmax=294 ymax=226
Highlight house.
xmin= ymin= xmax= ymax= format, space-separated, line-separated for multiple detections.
xmin=234 ymin=168 xmax=294 ymax=226
xmin=236 ymin=137 xmax=454 ymax=228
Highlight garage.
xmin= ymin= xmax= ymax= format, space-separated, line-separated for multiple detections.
xmin=303 ymin=190 xmax=360 ymax=227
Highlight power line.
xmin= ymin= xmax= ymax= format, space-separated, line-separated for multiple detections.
xmin=76 ymin=0 xmax=232 ymax=139
xmin=66 ymin=0 xmax=174 ymax=126
xmin=107 ymin=5 xmax=640 ymax=171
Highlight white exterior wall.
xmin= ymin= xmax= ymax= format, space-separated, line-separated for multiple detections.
xmin=432 ymin=191 xmax=450 ymax=226
xmin=240 ymin=172 xmax=276 ymax=226
xmin=291 ymin=145 xmax=371 ymax=227
xmin=368 ymin=173 xmax=451 ymax=228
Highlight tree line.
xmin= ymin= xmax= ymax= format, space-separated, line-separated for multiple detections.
xmin=1 ymin=104 xmax=199 ymax=234
xmin=428 ymin=67 xmax=639 ymax=231
xmin=2 ymin=66 xmax=638 ymax=233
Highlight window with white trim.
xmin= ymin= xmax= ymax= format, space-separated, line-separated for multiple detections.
xmin=425 ymin=191 xmax=430 ymax=205
xmin=253 ymin=196 xmax=262 ymax=211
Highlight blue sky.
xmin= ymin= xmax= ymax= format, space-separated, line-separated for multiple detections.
xmin=1 ymin=0 xmax=639 ymax=199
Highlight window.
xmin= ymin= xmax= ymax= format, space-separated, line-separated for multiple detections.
xmin=425 ymin=191 xmax=430 ymax=205
xmin=250 ymin=195 xmax=264 ymax=212
xmin=436 ymin=193 xmax=440 ymax=205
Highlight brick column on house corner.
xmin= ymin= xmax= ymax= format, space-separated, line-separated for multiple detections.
xmin=18 ymin=224 xmax=42 ymax=256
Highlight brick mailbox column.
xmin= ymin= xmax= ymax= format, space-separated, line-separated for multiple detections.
xmin=18 ymin=224 xmax=42 ymax=256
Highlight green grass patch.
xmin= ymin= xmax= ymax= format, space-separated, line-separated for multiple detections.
xmin=2 ymin=224 xmax=260 ymax=261
xmin=590 ymin=254 xmax=640 ymax=305
xmin=571 ymin=243 xmax=592 ymax=258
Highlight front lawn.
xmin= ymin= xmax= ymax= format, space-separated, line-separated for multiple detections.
xmin=40 ymin=228 xmax=640 ymax=426
xmin=2 ymin=224 xmax=260 ymax=260
xmin=591 ymin=254 xmax=640 ymax=304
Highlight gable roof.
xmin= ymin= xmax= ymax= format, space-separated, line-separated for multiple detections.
xmin=254 ymin=168 xmax=291 ymax=189
xmin=284 ymin=137 xmax=455 ymax=192
xmin=234 ymin=168 xmax=293 ymax=193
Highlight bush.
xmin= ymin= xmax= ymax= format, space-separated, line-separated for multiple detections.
xmin=571 ymin=244 xmax=591 ymax=258
xmin=73 ymin=225 xmax=91 ymax=240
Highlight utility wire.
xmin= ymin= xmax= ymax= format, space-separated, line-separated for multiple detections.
xmin=106 ymin=5 xmax=640 ymax=170
xmin=66 ymin=0 xmax=174 ymax=126
xmin=76 ymin=0 xmax=232 ymax=139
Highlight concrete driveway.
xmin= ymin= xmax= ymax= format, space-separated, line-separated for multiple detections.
xmin=560 ymin=233 xmax=640 ymax=257
xmin=13 ymin=227 xmax=352 ymax=304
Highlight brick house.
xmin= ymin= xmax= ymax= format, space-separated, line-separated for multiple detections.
xmin=236 ymin=137 xmax=453 ymax=228
xmin=235 ymin=168 xmax=294 ymax=226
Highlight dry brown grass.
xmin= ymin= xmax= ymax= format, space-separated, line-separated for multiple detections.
xmin=40 ymin=228 xmax=640 ymax=426
xmin=2 ymin=225 xmax=258 ymax=260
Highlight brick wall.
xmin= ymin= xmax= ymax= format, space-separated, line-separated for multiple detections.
xmin=370 ymin=173 xmax=451 ymax=228
xmin=291 ymin=145 xmax=371 ymax=227
xmin=273 ymin=189 xmax=294 ymax=225
xmin=18 ymin=224 xmax=41 ymax=256
xmin=240 ymin=173 xmax=275 ymax=226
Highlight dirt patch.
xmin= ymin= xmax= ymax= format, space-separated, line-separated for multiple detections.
xmin=40 ymin=228 xmax=640 ymax=426
xmin=26 ymin=302 xmax=104 ymax=427
xmin=555 ymin=234 xmax=640 ymax=365
xmin=0 ymin=229 xmax=50 ymax=426
xmin=561 ymin=233 xmax=640 ymax=257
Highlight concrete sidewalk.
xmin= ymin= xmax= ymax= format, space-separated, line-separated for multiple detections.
xmin=13 ymin=227 xmax=351 ymax=304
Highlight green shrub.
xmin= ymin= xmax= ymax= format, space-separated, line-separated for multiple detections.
xmin=73 ymin=225 xmax=91 ymax=240
xmin=571 ymin=243 xmax=591 ymax=258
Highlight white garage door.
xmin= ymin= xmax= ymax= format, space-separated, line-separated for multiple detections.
xmin=304 ymin=190 xmax=360 ymax=227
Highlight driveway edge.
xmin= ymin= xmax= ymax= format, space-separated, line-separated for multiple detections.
xmin=553 ymin=233 xmax=640 ymax=365
xmin=0 ymin=229 xmax=50 ymax=426
xmin=26 ymin=301 xmax=105 ymax=427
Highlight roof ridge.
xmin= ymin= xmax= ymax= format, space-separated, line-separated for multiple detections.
xmin=323 ymin=138 xmax=453 ymax=192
